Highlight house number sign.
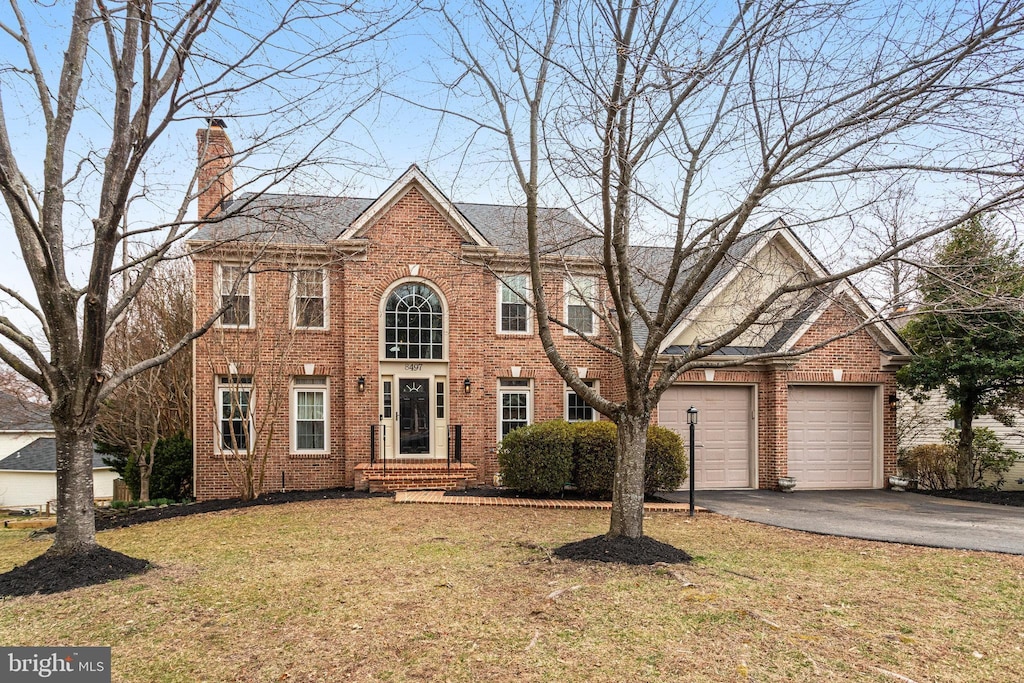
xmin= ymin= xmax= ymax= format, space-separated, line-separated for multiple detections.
xmin=404 ymin=363 xmax=423 ymax=371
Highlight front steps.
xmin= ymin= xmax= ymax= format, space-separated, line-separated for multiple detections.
xmin=354 ymin=462 xmax=478 ymax=493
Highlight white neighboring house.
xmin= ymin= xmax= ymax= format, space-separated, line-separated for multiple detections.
xmin=0 ymin=391 xmax=53 ymax=458
xmin=0 ymin=393 xmax=117 ymax=509
xmin=899 ymin=389 xmax=1024 ymax=491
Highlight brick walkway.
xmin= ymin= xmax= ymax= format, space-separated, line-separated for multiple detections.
xmin=394 ymin=490 xmax=699 ymax=512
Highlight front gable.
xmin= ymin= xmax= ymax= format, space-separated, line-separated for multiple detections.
xmin=661 ymin=225 xmax=910 ymax=357
xmin=337 ymin=165 xmax=490 ymax=248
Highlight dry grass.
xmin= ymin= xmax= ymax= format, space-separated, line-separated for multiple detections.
xmin=1 ymin=498 xmax=1022 ymax=682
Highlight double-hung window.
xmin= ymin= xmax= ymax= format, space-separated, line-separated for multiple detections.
xmin=293 ymin=377 xmax=328 ymax=452
xmin=293 ymin=269 xmax=326 ymax=329
xmin=499 ymin=379 xmax=531 ymax=439
xmin=218 ymin=375 xmax=253 ymax=451
xmin=565 ymin=275 xmax=597 ymax=335
xmin=499 ymin=274 xmax=530 ymax=333
xmin=218 ymin=264 xmax=253 ymax=327
xmin=566 ymin=380 xmax=598 ymax=422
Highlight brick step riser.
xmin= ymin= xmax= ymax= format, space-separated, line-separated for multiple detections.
xmin=365 ymin=471 xmax=472 ymax=493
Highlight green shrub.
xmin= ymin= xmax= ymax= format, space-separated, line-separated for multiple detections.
xmin=645 ymin=425 xmax=687 ymax=493
xmin=498 ymin=420 xmax=574 ymax=496
xmin=568 ymin=421 xmax=688 ymax=498
xmin=149 ymin=432 xmax=194 ymax=501
xmin=898 ymin=444 xmax=955 ymax=490
xmin=572 ymin=421 xmax=618 ymax=497
xmin=98 ymin=431 xmax=193 ymax=502
xmin=944 ymin=427 xmax=1019 ymax=490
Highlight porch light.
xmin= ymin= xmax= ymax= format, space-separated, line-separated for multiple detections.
xmin=357 ymin=376 xmax=366 ymax=393
xmin=888 ymin=393 xmax=899 ymax=406
xmin=463 ymin=378 xmax=472 ymax=394
xmin=687 ymin=406 xmax=698 ymax=425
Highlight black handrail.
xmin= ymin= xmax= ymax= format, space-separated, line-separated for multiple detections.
xmin=370 ymin=424 xmax=376 ymax=464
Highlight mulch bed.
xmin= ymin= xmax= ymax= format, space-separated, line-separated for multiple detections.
xmin=553 ymin=535 xmax=692 ymax=565
xmin=0 ymin=547 xmax=149 ymax=598
xmin=42 ymin=488 xmax=388 ymax=533
xmin=447 ymin=487 xmax=671 ymax=503
xmin=919 ymin=488 xmax=1024 ymax=508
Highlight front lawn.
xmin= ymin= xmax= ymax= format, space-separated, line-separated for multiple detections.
xmin=1 ymin=498 xmax=1021 ymax=682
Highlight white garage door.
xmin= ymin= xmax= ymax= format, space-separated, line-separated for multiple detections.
xmin=659 ymin=385 xmax=752 ymax=489
xmin=788 ymin=385 xmax=875 ymax=489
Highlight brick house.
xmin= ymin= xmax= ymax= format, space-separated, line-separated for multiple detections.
xmin=190 ymin=122 xmax=910 ymax=499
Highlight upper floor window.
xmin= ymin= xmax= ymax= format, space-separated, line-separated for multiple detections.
xmin=218 ymin=264 xmax=253 ymax=327
xmin=384 ymin=283 xmax=444 ymax=359
xmin=293 ymin=269 xmax=326 ymax=329
xmin=499 ymin=274 xmax=531 ymax=333
xmin=565 ymin=275 xmax=597 ymax=335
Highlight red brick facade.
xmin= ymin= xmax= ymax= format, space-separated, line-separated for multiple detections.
xmin=191 ymin=167 xmax=905 ymax=499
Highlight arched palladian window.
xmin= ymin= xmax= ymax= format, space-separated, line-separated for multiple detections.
xmin=384 ymin=283 xmax=444 ymax=359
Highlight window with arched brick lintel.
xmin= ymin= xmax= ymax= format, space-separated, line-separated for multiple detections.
xmin=384 ymin=282 xmax=444 ymax=360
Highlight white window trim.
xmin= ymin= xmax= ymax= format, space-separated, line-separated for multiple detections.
xmin=216 ymin=375 xmax=254 ymax=454
xmin=379 ymin=277 xmax=449 ymax=362
xmin=496 ymin=274 xmax=532 ymax=335
xmin=565 ymin=379 xmax=599 ymax=422
xmin=498 ymin=379 xmax=533 ymax=442
xmin=216 ymin=263 xmax=255 ymax=329
xmin=290 ymin=267 xmax=329 ymax=330
xmin=563 ymin=275 xmax=598 ymax=337
xmin=291 ymin=377 xmax=330 ymax=454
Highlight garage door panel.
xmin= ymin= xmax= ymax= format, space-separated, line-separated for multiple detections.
xmin=659 ymin=385 xmax=752 ymax=489
xmin=788 ymin=385 xmax=875 ymax=489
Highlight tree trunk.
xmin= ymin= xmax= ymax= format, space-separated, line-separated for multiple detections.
xmin=608 ymin=411 xmax=650 ymax=539
xmin=138 ymin=449 xmax=152 ymax=502
xmin=51 ymin=423 xmax=98 ymax=556
xmin=955 ymin=399 xmax=976 ymax=489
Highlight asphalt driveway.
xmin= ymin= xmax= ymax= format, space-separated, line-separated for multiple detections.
xmin=660 ymin=489 xmax=1024 ymax=554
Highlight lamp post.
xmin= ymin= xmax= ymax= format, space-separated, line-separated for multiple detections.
xmin=687 ymin=406 xmax=698 ymax=517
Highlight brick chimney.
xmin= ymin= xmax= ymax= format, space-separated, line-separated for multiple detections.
xmin=196 ymin=118 xmax=234 ymax=219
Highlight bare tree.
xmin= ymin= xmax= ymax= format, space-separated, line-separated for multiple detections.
xmin=202 ymin=265 xmax=306 ymax=502
xmin=0 ymin=0 xmax=399 ymax=560
xmin=430 ymin=0 xmax=1024 ymax=539
xmin=96 ymin=259 xmax=192 ymax=501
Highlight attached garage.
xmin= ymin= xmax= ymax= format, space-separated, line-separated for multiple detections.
xmin=787 ymin=385 xmax=877 ymax=489
xmin=659 ymin=385 xmax=753 ymax=489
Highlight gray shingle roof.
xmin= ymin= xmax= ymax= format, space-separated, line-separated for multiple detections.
xmin=193 ymin=194 xmax=599 ymax=256
xmin=0 ymin=392 xmax=51 ymax=432
xmin=0 ymin=438 xmax=108 ymax=472
xmin=627 ymin=230 xmax=768 ymax=349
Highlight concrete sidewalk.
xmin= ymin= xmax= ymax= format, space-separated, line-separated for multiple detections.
xmin=659 ymin=489 xmax=1024 ymax=554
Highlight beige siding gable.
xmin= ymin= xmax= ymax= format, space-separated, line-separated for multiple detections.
xmin=669 ymin=235 xmax=811 ymax=349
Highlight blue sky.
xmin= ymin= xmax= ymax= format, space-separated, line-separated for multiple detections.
xmin=1 ymin=0 xmax=1022 ymax=348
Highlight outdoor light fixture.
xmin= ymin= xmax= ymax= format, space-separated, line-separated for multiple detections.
xmin=888 ymin=393 xmax=899 ymax=406
xmin=357 ymin=376 xmax=366 ymax=393
xmin=687 ymin=406 xmax=698 ymax=517
xmin=463 ymin=378 xmax=472 ymax=394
